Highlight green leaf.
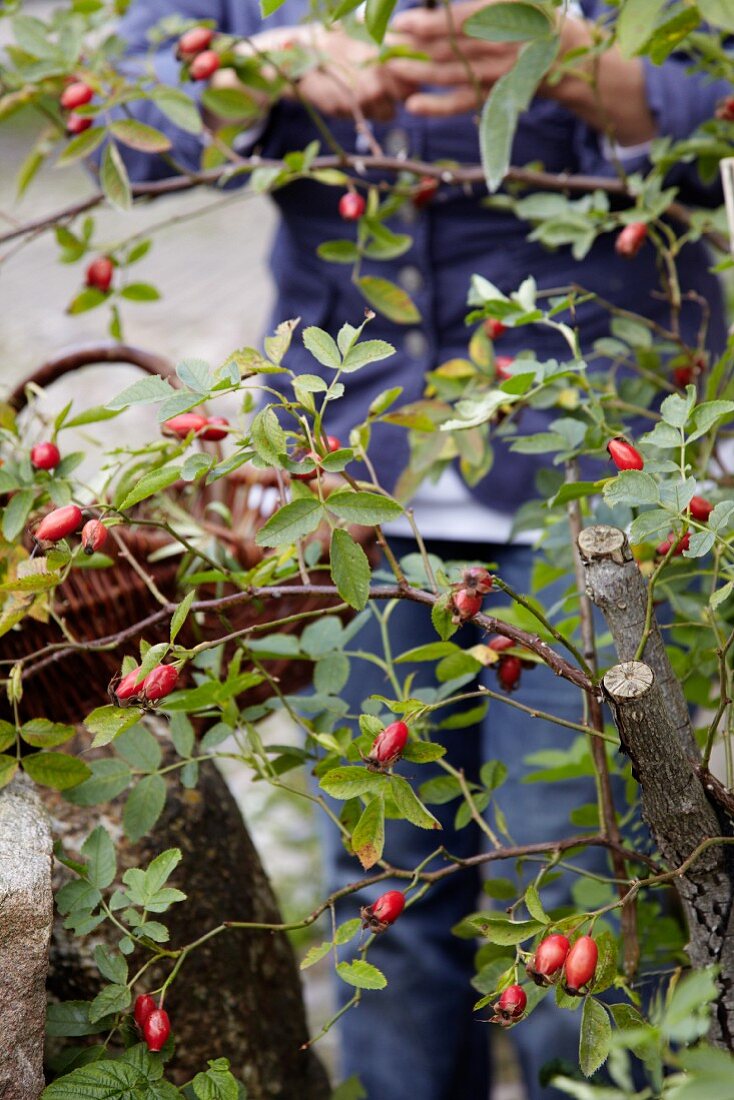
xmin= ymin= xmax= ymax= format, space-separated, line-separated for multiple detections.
xmin=255 ymin=497 xmax=324 ymax=547
xmin=100 ymin=141 xmax=132 ymax=213
xmin=401 ymin=741 xmax=446 ymax=763
xmin=120 ymin=282 xmax=160 ymax=302
xmin=303 ymin=326 xmax=342 ymax=369
xmin=57 ymin=125 xmax=105 ymax=166
xmin=144 ymin=849 xmax=182 ymax=896
xmin=201 ymin=85 xmax=257 ymax=121
xmin=64 ymin=757 xmax=132 ymax=806
xmin=152 ymin=86 xmax=203 ymax=134
xmin=465 ymin=1 xmax=553 ymax=42
xmin=615 ymin=0 xmax=667 ymax=56
xmin=317 ymin=240 xmax=360 ymax=264
xmin=342 ymin=339 xmax=395 ymax=374
xmin=88 ymin=983 xmax=131 ymax=1024
xmin=431 ymin=594 xmax=458 ymax=642
xmin=660 ymin=387 xmax=695 ymax=429
xmin=365 ymin=0 xmax=396 ymax=42
xmin=250 ymin=406 xmax=286 ymax=464
xmin=94 ymin=945 xmax=128 ymax=986
xmin=192 ymin=1059 xmax=239 ymax=1100
xmin=602 ymin=470 xmax=659 ymax=508
xmin=171 ymin=589 xmax=196 ymax=643
xmin=0 ymin=754 xmax=19 ymax=789
xmin=479 ymin=36 xmax=558 ymax=192
xmin=330 ymin=528 xmax=371 ymax=610
xmin=106 ymin=374 xmax=173 ymax=410
xmin=82 ymin=826 xmax=117 ymax=889
xmin=336 ymin=959 xmax=387 ymax=989
xmin=109 ymin=118 xmax=172 ymax=153
xmin=474 ymin=916 xmax=545 ymax=944
xmin=697 ymin=0 xmax=734 ymax=32
xmin=23 ymin=752 xmax=91 ymax=791
xmin=579 ymin=996 xmax=612 ymax=1077
xmin=390 ymin=775 xmax=442 ymax=829
xmin=21 ymin=719 xmax=75 ymax=748
xmin=524 ymin=883 xmax=549 ymax=923
xmin=357 ymin=276 xmax=420 ymax=323
xmin=351 ymin=795 xmax=385 ymax=869
xmin=300 ymin=940 xmax=332 ymax=970
xmin=326 ymin=490 xmax=403 ymax=526
xmin=123 ymin=774 xmax=167 ymax=842
xmin=118 ymin=465 xmax=182 ymax=510
xmin=84 ymin=705 xmax=145 ymax=748
xmin=41 ymin=1061 xmax=154 ymax=1098
xmin=320 ymin=766 xmax=386 ymax=800
xmin=45 ymin=1000 xmax=101 ymax=1038
xmin=2 ymin=488 xmax=35 ymax=540
xmin=688 ymin=400 xmax=734 ymax=443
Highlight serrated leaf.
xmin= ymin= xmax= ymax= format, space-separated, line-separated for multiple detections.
xmin=320 ymin=766 xmax=386 ymax=800
xmin=118 ymin=465 xmax=182 ymax=510
xmin=602 ymin=470 xmax=659 ymax=507
xmin=465 ymin=1 xmax=552 ymax=42
xmin=474 ymin=916 xmax=545 ymax=944
xmin=431 ymin=594 xmax=458 ymax=642
xmin=110 ymin=118 xmax=172 ymax=153
xmin=192 ymin=1058 xmax=239 ymax=1100
xmin=2 ymin=488 xmax=35 ymax=540
xmin=23 ymin=752 xmax=90 ymax=790
xmin=254 ymin=498 xmax=323 ymax=547
xmin=21 ymin=718 xmax=75 ymax=748
xmin=326 ymin=490 xmax=402 ymax=526
xmin=57 ymin=125 xmax=105 ymax=166
xmin=152 ymin=86 xmax=203 ymax=134
xmin=390 ymin=775 xmax=442 ymax=829
xmin=82 ymin=826 xmax=117 ymax=889
xmin=303 ymin=326 xmax=342 ymax=369
xmin=250 ymin=406 xmax=286 ymax=464
xmin=351 ymin=794 xmax=385 ymax=869
xmin=171 ymin=589 xmax=195 ymax=643
xmin=100 ymin=141 xmax=131 ymax=212
xmin=401 ymin=741 xmax=446 ymax=763
xmin=579 ymin=996 xmax=612 ymax=1077
xmin=94 ymin=945 xmax=128 ymax=986
xmin=0 ymin=754 xmax=19 ymax=789
xmin=336 ymin=959 xmax=387 ymax=989
xmin=300 ymin=939 xmax=333 ymax=970
xmin=123 ymin=773 xmax=167 ymax=842
xmin=106 ymin=374 xmax=173 ymax=410
xmin=357 ymin=276 xmax=420 ymax=323
xmin=524 ymin=883 xmax=549 ymax=923
xmin=330 ymin=528 xmax=371 ymax=610
xmin=64 ymin=757 xmax=132 ymax=806
xmin=342 ymin=339 xmax=395 ymax=373
xmin=84 ymin=705 xmax=144 ymax=748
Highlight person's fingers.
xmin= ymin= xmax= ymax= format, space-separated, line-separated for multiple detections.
xmin=403 ymin=86 xmax=482 ymax=117
xmin=414 ymin=37 xmax=512 ymax=63
xmin=386 ymin=57 xmax=478 ymax=85
xmin=391 ymin=7 xmax=455 ymax=39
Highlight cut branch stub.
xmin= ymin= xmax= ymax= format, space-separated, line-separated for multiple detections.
xmin=578 ymin=524 xmax=697 ymax=759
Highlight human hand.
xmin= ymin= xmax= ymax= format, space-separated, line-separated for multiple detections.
xmin=387 ymin=0 xmax=525 ymax=117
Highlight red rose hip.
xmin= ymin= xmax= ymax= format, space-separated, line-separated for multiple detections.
xmin=113 ymin=666 xmax=143 ymax=705
xmin=497 ymin=655 xmax=522 ymax=692
xmin=324 ymin=435 xmax=341 ymax=452
xmin=689 ymin=495 xmax=713 ymax=522
xmin=338 ymin=192 xmax=366 ymax=221
xmin=86 ymin=256 xmax=114 ymax=293
xmin=368 ymin=720 xmax=409 ymax=768
xmin=35 ymin=504 xmax=83 ymax=543
xmin=31 ymin=442 xmax=60 ymax=471
xmin=60 ymin=81 xmax=93 ymax=110
xmin=607 ymin=438 xmax=644 ymax=471
xmin=189 ymin=49 xmax=221 ymax=80
xmin=361 ymin=889 xmax=406 ymax=931
xmin=201 ymin=417 xmax=230 ymax=441
xmin=453 ymin=589 xmax=483 ymax=620
xmin=134 ymin=993 xmax=156 ymax=1029
xmin=143 ymin=1008 xmax=170 ymax=1052
xmin=177 ymin=25 xmax=215 ymax=58
xmin=162 ymin=413 xmax=208 ymax=438
xmin=413 ymin=176 xmax=438 ymax=208
xmin=615 ymin=222 xmax=647 ymax=259
xmin=484 ymin=318 xmax=506 ymax=340
xmin=527 ymin=933 xmax=570 ymax=985
xmin=494 ymin=984 xmax=527 ymax=1023
xmin=495 ymin=356 xmax=514 ymax=381
xmin=489 ymin=635 xmax=514 ymax=653
xmin=81 ymin=519 xmax=108 ymax=555
xmin=141 ymin=664 xmax=179 ymax=702
xmin=67 ymin=113 xmax=92 ymax=134
xmin=563 ymin=935 xmax=598 ymax=995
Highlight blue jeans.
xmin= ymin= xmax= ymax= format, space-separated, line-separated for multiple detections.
xmin=318 ymin=539 xmax=612 ymax=1100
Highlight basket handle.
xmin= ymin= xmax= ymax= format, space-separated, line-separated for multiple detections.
xmin=8 ymin=342 xmax=177 ymax=411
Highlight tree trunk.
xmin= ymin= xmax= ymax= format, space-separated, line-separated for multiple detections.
xmin=44 ymin=740 xmax=331 ymax=1098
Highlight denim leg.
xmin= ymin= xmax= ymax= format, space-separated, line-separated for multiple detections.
xmin=319 ymin=590 xmax=490 ymax=1100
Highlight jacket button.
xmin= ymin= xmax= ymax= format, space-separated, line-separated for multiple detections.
xmin=405 ymin=330 xmax=428 ymax=359
xmin=399 ymin=266 xmax=423 ymax=294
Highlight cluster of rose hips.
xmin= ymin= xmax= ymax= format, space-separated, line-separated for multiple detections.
xmin=176 ymin=26 xmax=221 ymax=81
xmin=360 ymin=889 xmax=406 ymax=933
xmin=655 ymin=494 xmax=714 ymax=558
xmin=162 ymin=413 xmax=230 ymax=441
xmin=134 ymin=994 xmax=171 ymax=1052
xmin=59 ymin=79 xmax=95 ymax=134
xmin=34 ymin=503 xmax=108 ymax=556
xmin=363 ymin=720 xmax=409 ymax=772
xmin=291 ymin=434 xmax=341 ymax=482
xmin=111 ymin=662 xmax=179 ymax=707
xmin=450 ymin=566 xmax=493 ymax=624
xmin=490 ymin=933 xmax=598 ymax=1027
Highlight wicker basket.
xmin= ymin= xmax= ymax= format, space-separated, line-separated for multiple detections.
xmin=1 ymin=345 xmax=373 ymax=725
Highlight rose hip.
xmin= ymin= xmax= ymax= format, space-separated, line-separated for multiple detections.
xmin=67 ymin=113 xmax=92 ymax=134
xmin=200 ymin=417 xmax=230 ymax=441
xmin=484 ymin=318 xmax=506 ymax=340
xmin=60 ymin=81 xmax=93 ymax=111
xmin=494 ymin=984 xmax=527 ymax=1024
xmin=143 ymin=1008 xmax=171 ymax=1052
xmin=31 ymin=442 xmax=60 ymax=470
xmin=86 ymin=256 xmax=114 ymax=293
xmin=563 ymin=935 xmax=598 ymax=995
xmin=141 ymin=664 xmax=179 ymax=702
xmin=453 ymin=589 xmax=483 ymax=620
xmin=527 ymin=933 xmax=570 ymax=985
xmin=615 ymin=222 xmax=647 ymax=259
xmin=497 ymin=655 xmax=523 ymax=692
xmin=689 ymin=495 xmax=713 ymax=522
xmin=134 ymin=993 xmax=156 ymax=1029
xmin=338 ymin=192 xmax=366 ymax=221
xmin=35 ymin=504 xmax=83 ymax=543
xmin=361 ymin=890 xmax=406 ymax=932
xmin=189 ymin=49 xmax=221 ymax=81
xmin=114 ymin=666 xmax=143 ymax=705
xmin=177 ymin=26 xmax=215 ymax=58
xmin=368 ymin=721 xmax=409 ymax=769
xmin=81 ymin=519 xmax=108 ymax=555
xmin=607 ymin=438 xmax=644 ymax=471
xmin=495 ymin=356 xmax=514 ymax=381
xmin=162 ymin=413 xmax=208 ymax=438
